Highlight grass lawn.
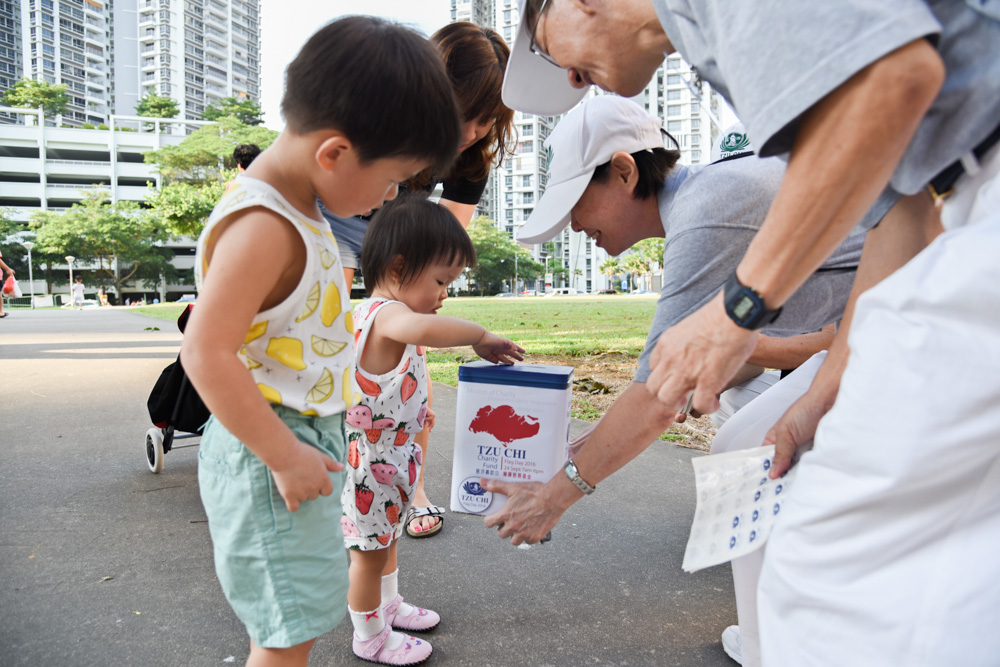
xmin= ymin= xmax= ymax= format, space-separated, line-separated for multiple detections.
xmin=425 ymin=295 xmax=657 ymax=384
xmin=131 ymin=296 xmax=658 ymax=378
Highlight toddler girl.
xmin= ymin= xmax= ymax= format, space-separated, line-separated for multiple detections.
xmin=343 ymin=195 xmax=523 ymax=664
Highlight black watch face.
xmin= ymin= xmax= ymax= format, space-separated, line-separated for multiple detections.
xmin=732 ymin=294 xmax=756 ymax=321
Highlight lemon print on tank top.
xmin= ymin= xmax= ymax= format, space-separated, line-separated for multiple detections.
xmin=343 ymin=366 xmax=356 ymax=406
xmin=266 ymin=336 xmax=307 ymax=370
xmin=258 ymin=383 xmax=281 ymax=404
xmin=296 ymin=282 xmax=321 ymax=322
xmin=318 ymin=245 xmax=337 ymax=269
xmin=244 ymin=320 xmax=268 ymax=343
xmin=311 ymin=335 xmax=347 ymax=357
xmin=344 ymin=309 xmax=354 ymax=335
xmin=321 ymin=281 xmax=342 ymax=327
xmin=306 ymin=368 xmax=334 ymax=403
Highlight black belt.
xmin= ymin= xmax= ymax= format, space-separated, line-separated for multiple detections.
xmin=928 ymin=121 xmax=1000 ymax=199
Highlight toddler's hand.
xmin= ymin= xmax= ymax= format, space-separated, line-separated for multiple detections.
xmin=270 ymin=440 xmax=344 ymax=512
xmin=473 ymin=332 xmax=524 ymax=365
xmin=424 ymin=407 xmax=436 ymax=432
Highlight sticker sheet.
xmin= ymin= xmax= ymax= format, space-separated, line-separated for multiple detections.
xmin=682 ymin=445 xmax=798 ymax=573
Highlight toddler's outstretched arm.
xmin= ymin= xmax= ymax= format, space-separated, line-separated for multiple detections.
xmin=373 ymin=304 xmax=524 ymax=364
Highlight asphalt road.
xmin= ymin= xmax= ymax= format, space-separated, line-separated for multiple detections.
xmin=0 ymin=308 xmax=736 ymax=666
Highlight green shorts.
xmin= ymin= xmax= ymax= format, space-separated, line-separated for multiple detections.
xmin=198 ymin=406 xmax=349 ymax=648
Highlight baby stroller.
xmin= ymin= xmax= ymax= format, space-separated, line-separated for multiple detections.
xmin=143 ymin=304 xmax=210 ymax=473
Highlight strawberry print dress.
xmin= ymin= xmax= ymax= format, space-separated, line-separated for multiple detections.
xmin=341 ymin=298 xmax=429 ymax=550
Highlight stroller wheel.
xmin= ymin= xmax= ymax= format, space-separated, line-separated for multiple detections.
xmin=146 ymin=428 xmax=165 ymax=473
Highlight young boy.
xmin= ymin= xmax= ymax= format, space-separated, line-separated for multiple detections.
xmin=180 ymin=17 xmax=461 ymax=667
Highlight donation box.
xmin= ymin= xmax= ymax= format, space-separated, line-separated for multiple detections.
xmin=451 ymin=362 xmax=574 ymax=514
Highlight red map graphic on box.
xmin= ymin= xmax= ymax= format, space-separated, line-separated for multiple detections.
xmin=469 ymin=405 xmax=540 ymax=444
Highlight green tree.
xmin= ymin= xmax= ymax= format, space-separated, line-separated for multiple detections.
xmin=144 ymin=117 xmax=277 ymax=237
xmin=1 ymin=77 xmax=70 ymax=119
xmin=538 ymin=241 xmax=567 ymax=288
xmin=29 ymin=190 xmax=176 ymax=296
xmin=145 ymin=180 xmax=227 ymax=238
xmin=599 ymin=256 xmax=621 ymax=290
xmin=623 ymin=253 xmax=648 ymax=292
xmin=146 ymin=116 xmax=277 ymax=183
xmin=466 ymin=217 xmax=543 ymax=295
xmin=202 ymin=96 xmax=265 ymax=126
xmin=135 ymin=94 xmax=180 ymax=119
xmin=632 ymin=237 xmax=665 ymax=266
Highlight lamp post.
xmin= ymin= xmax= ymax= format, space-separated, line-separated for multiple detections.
xmin=65 ymin=255 xmax=75 ymax=308
xmin=22 ymin=241 xmax=35 ymax=309
xmin=513 ymin=227 xmax=519 ymax=297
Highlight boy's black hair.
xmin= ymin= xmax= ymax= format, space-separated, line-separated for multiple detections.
xmin=233 ymin=143 xmax=261 ymax=170
xmin=590 ymin=147 xmax=681 ymax=200
xmin=361 ymin=194 xmax=477 ymax=294
xmin=282 ymin=16 xmax=461 ymax=181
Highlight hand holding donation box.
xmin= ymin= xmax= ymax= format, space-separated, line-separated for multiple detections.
xmin=682 ymin=445 xmax=799 ymax=572
xmin=451 ymin=362 xmax=574 ymax=515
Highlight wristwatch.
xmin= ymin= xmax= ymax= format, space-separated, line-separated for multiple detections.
xmin=723 ymin=271 xmax=782 ymax=329
xmin=563 ymin=459 xmax=596 ymax=495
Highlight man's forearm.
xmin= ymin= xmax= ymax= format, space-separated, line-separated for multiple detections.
xmin=735 ymin=39 xmax=944 ymax=309
xmin=569 ymin=381 xmax=678 ymax=487
xmin=749 ymin=325 xmax=835 ymax=370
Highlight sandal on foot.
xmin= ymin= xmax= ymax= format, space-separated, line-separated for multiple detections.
xmin=404 ymin=505 xmax=444 ymax=539
xmin=384 ymin=595 xmax=440 ymax=632
xmin=353 ymin=625 xmax=432 ymax=665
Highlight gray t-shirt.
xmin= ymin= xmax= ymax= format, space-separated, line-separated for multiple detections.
xmin=652 ymin=0 xmax=1000 ymax=195
xmin=634 ymin=157 xmax=894 ymax=382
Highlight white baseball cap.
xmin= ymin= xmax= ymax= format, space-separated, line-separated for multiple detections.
xmin=710 ymin=122 xmax=754 ymax=162
xmin=517 ymin=95 xmax=665 ymax=245
xmin=501 ymin=0 xmax=588 ymax=116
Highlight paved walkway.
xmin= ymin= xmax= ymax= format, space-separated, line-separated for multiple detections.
xmin=0 ymin=309 xmax=736 ymax=666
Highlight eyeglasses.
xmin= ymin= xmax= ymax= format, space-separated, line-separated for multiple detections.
xmin=527 ymin=0 xmax=561 ymax=68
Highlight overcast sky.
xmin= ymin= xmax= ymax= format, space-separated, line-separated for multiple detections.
xmin=259 ymin=1 xmax=452 ymax=131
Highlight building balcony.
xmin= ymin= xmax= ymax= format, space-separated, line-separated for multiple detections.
xmin=0 ymin=156 xmax=44 ymax=175
xmin=46 ymin=159 xmax=113 ymax=179
xmin=0 ymin=182 xmax=44 ymax=199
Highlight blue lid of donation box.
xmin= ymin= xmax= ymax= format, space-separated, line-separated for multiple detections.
xmin=458 ymin=361 xmax=574 ymax=390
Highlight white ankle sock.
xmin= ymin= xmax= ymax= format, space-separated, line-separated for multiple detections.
xmin=349 ymin=606 xmax=405 ymax=650
xmin=381 ymin=570 xmax=418 ymax=617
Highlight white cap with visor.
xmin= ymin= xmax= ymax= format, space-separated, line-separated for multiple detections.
xmin=518 ymin=95 xmax=666 ymax=244
xmin=502 ymin=0 xmax=588 ymax=116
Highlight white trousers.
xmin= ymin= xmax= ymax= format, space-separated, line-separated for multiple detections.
xmin=710 ymin=354 xmax=826 ymax=667
xmin=758 ymin=152 xmax=1000 ymax=666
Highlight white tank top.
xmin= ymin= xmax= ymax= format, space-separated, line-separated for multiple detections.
xmin=195 ymin=175 xmax=356 ymax=417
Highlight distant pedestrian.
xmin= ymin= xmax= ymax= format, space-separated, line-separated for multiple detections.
xmin=0 ymin=250 xmax=13 ymax=319
xmin=226 ymin=143 xmax=261 ymax=193
xmin=232 ymin=143 xmax=260 ymax=172
xmin=71 ymin=276 xmax=85 ymax=310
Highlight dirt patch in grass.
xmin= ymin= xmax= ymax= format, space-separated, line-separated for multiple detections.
xmin=437 ymin=349 xmax=717 ymax=453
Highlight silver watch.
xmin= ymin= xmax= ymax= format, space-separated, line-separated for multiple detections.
xmin=563 ymin=459 xmax=596 ymax=495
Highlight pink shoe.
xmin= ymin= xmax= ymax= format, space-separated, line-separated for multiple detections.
xmin=384 ymin=595 xmax=440 ymax=632
xmin=353 ymin=624 xmax=432 ymax=665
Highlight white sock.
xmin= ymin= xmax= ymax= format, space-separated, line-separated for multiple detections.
xmin=381 ymin=570 xmax=418 ymax=617
xmin=350 ymin=606 xmax=404 ymax=650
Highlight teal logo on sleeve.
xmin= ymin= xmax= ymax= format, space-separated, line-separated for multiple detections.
xmin=720 ymin=132 xmax=751 ymax=157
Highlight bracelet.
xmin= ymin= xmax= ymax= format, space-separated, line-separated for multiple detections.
xmin=563 ymin=459 xmax=596 ymax=495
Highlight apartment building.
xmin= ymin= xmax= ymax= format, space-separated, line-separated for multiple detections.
xmin=5 ymin=0 xmax=260 ymax=128
xmin=129 ymin=0 xmax=260 ymax=121
xmin=0 ymin=0 xmax=20 ymax=124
